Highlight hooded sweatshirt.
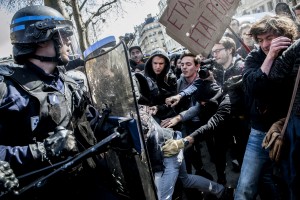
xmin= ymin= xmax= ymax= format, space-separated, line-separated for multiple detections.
xmin=143 ymin=48 xmax=177 ymax=120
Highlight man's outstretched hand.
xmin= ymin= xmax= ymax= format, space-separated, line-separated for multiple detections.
xmin=165 ymin=94 xmax=182 ymax=107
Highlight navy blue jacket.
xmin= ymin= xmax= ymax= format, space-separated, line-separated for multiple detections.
xmin=0 ymin=62 xmax=98 ymax=176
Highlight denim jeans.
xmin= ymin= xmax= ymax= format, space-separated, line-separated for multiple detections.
xmin=154 ymin=150 xmax=224 ymax=200
xmin=234 ymin=128 xmax=279 ymax=200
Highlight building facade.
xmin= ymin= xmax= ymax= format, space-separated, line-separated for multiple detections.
xmin=236 ymin=0 xmax=299 ymax=16
xmin=132 ymin=0 xmax=300 ymax=55
xmin=131 ymin=0 xmax=184 ymax=55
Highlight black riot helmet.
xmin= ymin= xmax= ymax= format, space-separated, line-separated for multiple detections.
xmin=10 ymin=5 xmax=81 ymax=65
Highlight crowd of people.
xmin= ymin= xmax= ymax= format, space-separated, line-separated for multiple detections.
xmin=128 ymin=4 xmax=300 ymax=199
xmin=1 ymin=2 xmax=300 ymax=200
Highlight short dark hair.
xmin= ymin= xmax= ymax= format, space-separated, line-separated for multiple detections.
xmin=217 ymin=36 xmax=236 ymax=56
xmin=179 ymin=51 xmax=200 ymax=65
xmin=129 ymin=46 xmax=142 ymax=54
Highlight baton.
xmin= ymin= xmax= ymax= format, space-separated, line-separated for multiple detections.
xmin=13 ymin=131 xmax=120 ymax=196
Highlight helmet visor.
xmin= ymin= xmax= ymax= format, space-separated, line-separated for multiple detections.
xmin=56 ymin=25 xmax=82 ymax=62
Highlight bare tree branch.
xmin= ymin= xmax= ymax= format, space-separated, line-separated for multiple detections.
xmin=84 ymin=0 xmax=117 ymax=27
xmin=79 ymin=0 xmax=88 ymax=11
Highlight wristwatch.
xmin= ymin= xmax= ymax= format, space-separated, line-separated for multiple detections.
xmin=182 ymin=138 xmax=189 ymax=147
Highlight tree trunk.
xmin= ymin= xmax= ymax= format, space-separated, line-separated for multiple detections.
xmin=44 ymin=0 xmax=69 ymax=20
xmin=44 ymin=0 xmax=87 ymax=53
xmin=70 ymin=0 xmax=89 ymax=52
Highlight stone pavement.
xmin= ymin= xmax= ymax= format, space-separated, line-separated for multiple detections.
xmin=179 ymin=140 xmax=241 ymax=200
xmin=199 ymin=140 xmax=240 ymax=189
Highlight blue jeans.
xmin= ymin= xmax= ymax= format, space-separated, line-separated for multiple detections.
xmin=154 ymin=150 xmax=224 ymax=200
xmin=234 ymin=128 xmax=279 ymax=200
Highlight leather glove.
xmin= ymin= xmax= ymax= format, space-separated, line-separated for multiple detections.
xmin=262 ymin=118 xmax=286 ymax=162
xmin=269 ymin=134 xmax=284 ymax=162
xmin=262 ymin=118 xmax=285 ymax=149
xmin=161 ymin=139 xmax=184 ymax=157
xmin=29 ymin=126 xmax=78 ymax=161
xmin=0 ymin=161 xmax=19 ymax=193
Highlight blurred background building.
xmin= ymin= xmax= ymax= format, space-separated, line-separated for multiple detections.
xmin=127 ymin=0 xmax=299 ymax=57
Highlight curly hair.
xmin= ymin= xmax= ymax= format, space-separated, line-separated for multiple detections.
xmin=249 ymin=15 xmax=298 ymax=43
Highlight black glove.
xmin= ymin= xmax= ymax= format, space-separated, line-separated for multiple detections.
xmin=29 ymin=126 xmax=78 ymax=161
xmin=0 ymin=161 xmax=19 ymax=193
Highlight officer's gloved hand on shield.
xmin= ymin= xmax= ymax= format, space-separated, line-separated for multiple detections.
xmin=0 ymin=160 xmax=19 ymax=194
xmin=29 ymin=126 xmax=78 ymax=161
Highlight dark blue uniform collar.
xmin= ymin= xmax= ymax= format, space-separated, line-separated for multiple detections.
xmin=25 ymin=61 xmax=64 ymax=92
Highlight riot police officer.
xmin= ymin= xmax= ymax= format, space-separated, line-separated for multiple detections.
xmin=0 ymin=5 xmax=119 ymax=200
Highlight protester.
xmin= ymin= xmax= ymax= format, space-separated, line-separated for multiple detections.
xmin=140 ymin=104 xmax=233 ymax=200
xmin=169 ymin=53 xmax=182 ymax=79
xmin=169 ymin=51 xmax=213 ymax=180
xmin=143 ymin=48 xmax=177 ymax=122
xmin=235 ymin=15 xmax=298 ymax=200
xmin=129 ymin=45 xmax=146 ymax=71
xmin=0 ymin=5 xmax=120 ymax=200
xmin=162 ymin=78 xmax=232 ymax=186
xmin=224 ymin=18 xmax=242 ymax=50
xmin=236 ymin=23 xmax=258 ymax=59
xmin=211 ymin=37 xmax=249 ymax=173
xmin=165 ymin=36 xmax=244 ymax=105
xmin=266 ymin=20 xmax=300 ymax=200
xmin=166 ymin=37 xmax=249 ymax=177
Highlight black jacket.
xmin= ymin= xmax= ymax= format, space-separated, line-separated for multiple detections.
xmin=144 ymin=52 xmax=177 ymax=120
xmin=268 ymin=38 xmax=300 ymax=110
xmin=189 ymin=92 xmax=231 ymax=142
xmin=180 ymin=81 xmax=231 ymax=142
xmin=213 ymin=55 xmax=244 ymax=87
xmin=243 ymin=47 xmax=293 ymax=132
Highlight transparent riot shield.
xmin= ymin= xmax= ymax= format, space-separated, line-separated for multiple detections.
xmin=84 ymin=40 xmax=157 ymax=200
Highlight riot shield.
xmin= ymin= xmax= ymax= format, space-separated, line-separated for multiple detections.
xmin=84 ymin=40 xmax=157 ymax=200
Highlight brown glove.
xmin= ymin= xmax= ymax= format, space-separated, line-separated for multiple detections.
xmin=262 ymin=118 xmax=285 ymax=149
xmin=262 ymin=118 xmax=286 ymax=162
xmin=269 ymin=135 xmax=284 ymax=162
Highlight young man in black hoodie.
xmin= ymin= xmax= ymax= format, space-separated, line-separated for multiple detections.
xmin=143 ymin=48 xmax=177 ymax=122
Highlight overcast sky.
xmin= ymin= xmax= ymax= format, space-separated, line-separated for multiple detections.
xmin=0 ymin=1 xmax=160 ymax=57
xmin=0 ymin=9 xmax=13 ymax=57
